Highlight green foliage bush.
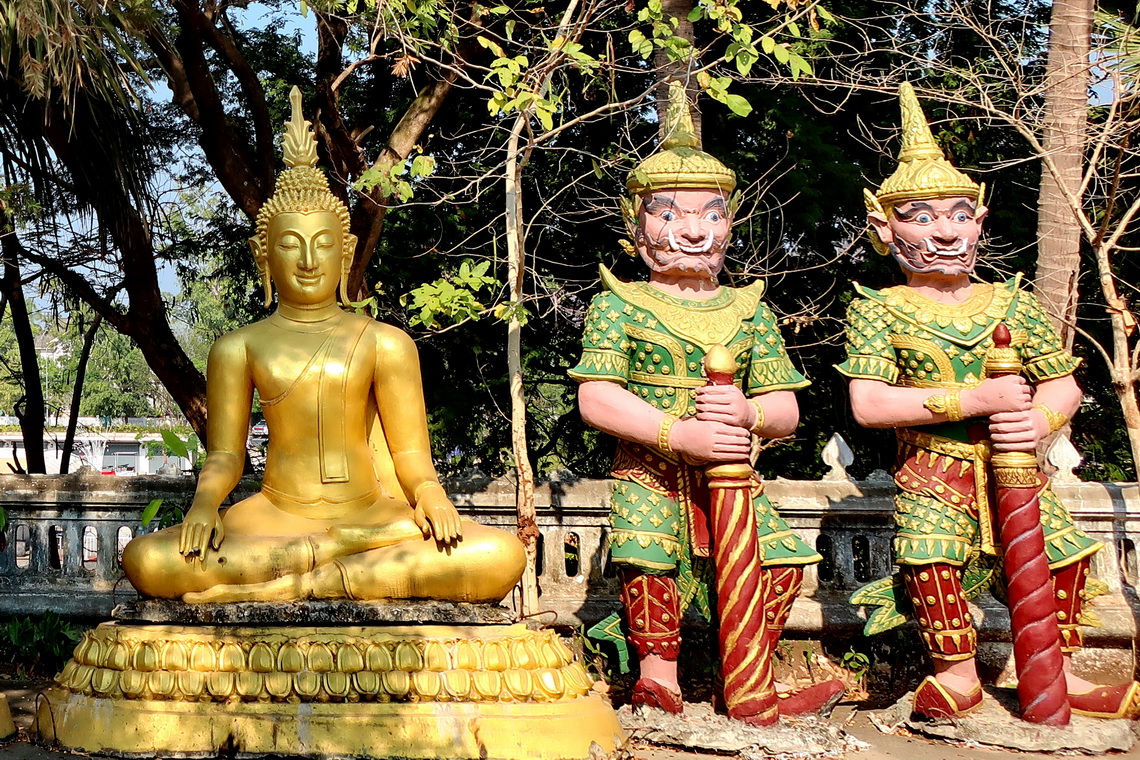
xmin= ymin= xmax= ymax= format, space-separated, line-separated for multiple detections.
xmin=0 ymin=614 xmax=85 ymax=678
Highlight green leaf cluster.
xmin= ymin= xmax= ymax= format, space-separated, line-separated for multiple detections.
xmin=140 ymin=497 xmax=187 ymax=529
xmin=401 ymin=259 xmax=499 ymax=329
xmin=625 ymin=0 xmax=829 ymax=113
xmin=1 ymin=613 xmax=84 ymax=678
xmin=356 ymin=149 xmax=437 ymax=203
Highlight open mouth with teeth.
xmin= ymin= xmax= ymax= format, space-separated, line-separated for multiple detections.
xmin=645 ymin=234 xmax=725 ymax=275
xmin=895 ymin=237 xmax=975 ymax=272
xmin=666 ymin=230 xmax=715 ymax=254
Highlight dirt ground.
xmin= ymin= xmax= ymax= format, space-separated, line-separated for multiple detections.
xmin=4 ymin=681 xmax=1140 ymax=760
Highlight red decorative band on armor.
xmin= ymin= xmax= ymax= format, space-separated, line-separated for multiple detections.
xmin=620 ymin=569 xmax=681 ymax=660
xmin=903 ymin=563 xmax=976 ymax=661
xmin=1052 ymin=556 xmax=1090 ymax=653
xmin=612 ymin=442 xmax=684 ymax=493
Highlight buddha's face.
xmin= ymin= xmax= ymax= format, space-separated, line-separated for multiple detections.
xmin=869 ymin=196 xmax=987 ymax=277
xmin=636 ymin=188 xmax=732 ymax=281
xmin=262 ymin=211 xmax=352 ymax=305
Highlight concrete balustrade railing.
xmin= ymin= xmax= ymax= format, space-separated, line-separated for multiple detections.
xmin=1 ymin=434 xmax=1137 ymax=664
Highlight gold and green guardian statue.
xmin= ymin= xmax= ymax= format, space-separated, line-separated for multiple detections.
xmin=840 ymin=82 xmax=1140 ymax=723
xmin=573 ymin=82 xmax=843 ymax=725
xmin=35 ymin=87 xmax=624 ymax=760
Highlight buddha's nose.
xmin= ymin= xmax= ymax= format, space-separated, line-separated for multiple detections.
xmin=298 ymin=243 xmax=317 ymax=269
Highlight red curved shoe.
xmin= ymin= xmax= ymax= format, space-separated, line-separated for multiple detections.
xmin=912 ymin=676 xmax=983 ymax=720
xmin=777 ymin=680 xmax=846 ymax=717
xmin=1068 ymin=681 xmax=1140 ymax=720
xmin=631 ymin=678 xmax=683 ymax=715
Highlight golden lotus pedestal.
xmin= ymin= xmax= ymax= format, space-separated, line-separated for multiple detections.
xmin=35 ymin=601 xmax=625 ymax=759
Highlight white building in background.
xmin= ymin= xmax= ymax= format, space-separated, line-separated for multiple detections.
xmin=0 ymin=417 xmax=195 ymax=475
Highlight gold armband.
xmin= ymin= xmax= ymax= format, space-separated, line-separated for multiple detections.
xmin=1033 ymin=404 xmax=1069 ymax=434
xmin=657 ymin=414 xmax=680 ymax=451
xmin=923 ymin=390 xmax=964 ymax=422
xmin=748 ymin=397 xmax=766 ymax=435
xmin=413 ymin=481 xmax=445 ymax=502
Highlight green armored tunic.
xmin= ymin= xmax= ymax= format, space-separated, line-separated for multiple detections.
xmin=837 ymin=275 xmax=1082 ymax=441
xmin=835 ymin=277 xmax=1102 ymax=633
xmin=570 ymin=266 xmax=820 ymax=617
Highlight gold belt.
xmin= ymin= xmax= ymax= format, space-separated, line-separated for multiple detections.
xmin=896 ymin=427 xmax=989 ymax=462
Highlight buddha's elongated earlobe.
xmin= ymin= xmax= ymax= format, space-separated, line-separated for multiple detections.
xmin=261 ymin=269 xmax=274 ymax=309
xmin=250 ymin=236 xmax=273 ymax=308
xmin=340 ymin=234 xmax=358 ymax=306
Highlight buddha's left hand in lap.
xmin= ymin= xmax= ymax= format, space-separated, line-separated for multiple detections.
xmin=413 ymin=484 xmax=463 ymax=544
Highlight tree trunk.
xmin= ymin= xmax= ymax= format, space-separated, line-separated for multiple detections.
xmin=60 ymin=314 xmax=103 ymax=474
xmin=1115 ymin=374 xmax=1140 ymax=481
xmin=1091 ymin=222 xmax=1140 ymax=474
xmin=38 ymin=103 xmax=211 ymax=443
xmin=0 ymin=220 xmax=46 ymax=474
xmin=1033 ymin=0 xmax=1093 ymax=346
xmin=654 ymin=0 xmax=700 ymax=146
xmin=498 ymin=0 xmax=585 ymax=617
xmin=128 ymin=318 xmax=208 ymax=440
xmin=505 ymin=115 xmax=540 ymax=617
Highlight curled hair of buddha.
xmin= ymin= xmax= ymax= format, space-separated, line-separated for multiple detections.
xmin=253 ymin=167 xmax=352 ymax=252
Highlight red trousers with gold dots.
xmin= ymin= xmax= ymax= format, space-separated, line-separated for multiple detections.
xmin=902 ymin=556 xmax=1091 ymax=661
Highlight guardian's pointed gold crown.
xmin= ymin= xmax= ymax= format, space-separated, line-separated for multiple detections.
xmin=626 ymin=81 xmax=737 ymax=195
xmin=867 ymin=82 xmax=982 ymax=211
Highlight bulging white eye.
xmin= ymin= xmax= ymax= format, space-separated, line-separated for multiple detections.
xmin=707 ymin=211 xmax=722 ymax=222
xmin=914 ymin=213 xmax=933 ymax=224
xmin=953 ymin=211 xmax=970 ymax=223
xmin=661 ymin=211 xmax=676 ymax=221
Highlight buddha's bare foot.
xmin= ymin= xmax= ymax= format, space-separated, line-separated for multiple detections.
xmin=182 ymin=573 xmax=309 ymax=604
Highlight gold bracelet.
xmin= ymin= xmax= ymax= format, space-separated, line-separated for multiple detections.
xmin=748 ymin=397 xmax=766 ymax=435
xmin=657 ymin=414 xmax=680 ymax=451
xmin=413 ymin=481 xmax=444 ymax=502
xmin=923 ymin=390 xmax=964 ymax=422
xmin=1033 ymin=403 xmax=1069 ymax=434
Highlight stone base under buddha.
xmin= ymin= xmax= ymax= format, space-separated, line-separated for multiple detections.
xmin=34 ymin=616 xmax=626 ymax=759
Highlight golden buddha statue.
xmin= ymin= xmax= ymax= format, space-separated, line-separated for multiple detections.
xmin=122 ymin=88 xmax=525 ymax=605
